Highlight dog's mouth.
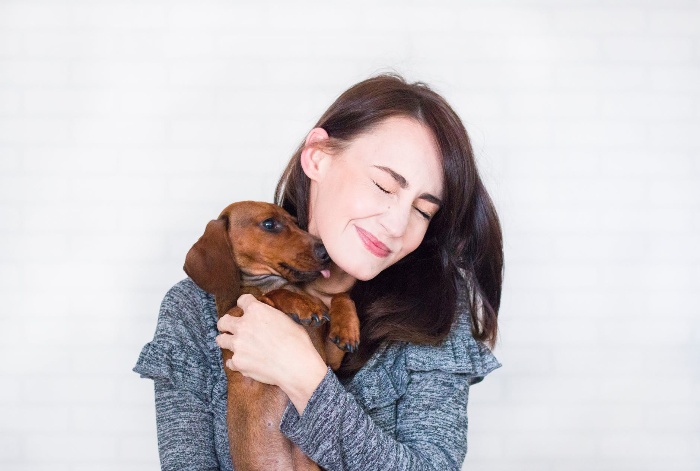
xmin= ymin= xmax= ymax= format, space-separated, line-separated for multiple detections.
xmin=279 ymin=263 xmax=331 ymax=283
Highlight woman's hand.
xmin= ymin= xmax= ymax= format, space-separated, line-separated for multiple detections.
xmin=216 ymin=294 xmax=329 ymax=414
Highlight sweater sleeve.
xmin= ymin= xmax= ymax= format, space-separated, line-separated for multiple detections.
xmin=133 ymin=279 xmax=226 ymax=471
xmin=279 ymin=366 xmax=471 ymax=470
xmin=279 ymin=312 xmax=500 ymax=470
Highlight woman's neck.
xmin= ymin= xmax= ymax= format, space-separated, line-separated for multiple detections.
xmin=305 ymin=262 xmax=356 ymax=306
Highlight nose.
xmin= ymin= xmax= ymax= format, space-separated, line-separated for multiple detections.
xmin=378 ymin=203 xmax=410 ymax=238
xmin=314 ymin=242 xmax=330 ymax=264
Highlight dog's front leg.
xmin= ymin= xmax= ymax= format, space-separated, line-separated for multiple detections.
xmin=261 ymin=289 xmax=329 ymax=327
xmin=323 ymin=293 xmax=360 ymax=370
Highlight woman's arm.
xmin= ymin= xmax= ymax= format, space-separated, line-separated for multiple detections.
xmin=134 ymin=279 xmax=224 ymax=471
xmin=280 ymin=367 xmax=471 ymax=471
xmin=152 ymin=375 xmax=220 ymax=470
xmin=216 ymin=293 xmax=497 ymax=470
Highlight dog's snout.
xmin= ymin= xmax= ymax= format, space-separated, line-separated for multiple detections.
xmin=314 ymin=243 xmax=330 ymax=264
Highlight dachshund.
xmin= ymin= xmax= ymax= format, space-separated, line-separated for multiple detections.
xmin=183 ymin=200 xmax=360 ymax=471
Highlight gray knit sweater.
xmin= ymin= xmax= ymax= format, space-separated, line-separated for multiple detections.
xmin=133 ymin=278 xmax=500 ymax=470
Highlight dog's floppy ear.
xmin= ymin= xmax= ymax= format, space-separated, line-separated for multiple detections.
xmin=184 ymin=218 xmax=240 ymax=302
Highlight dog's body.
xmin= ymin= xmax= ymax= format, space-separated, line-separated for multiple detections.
xmin=184 ymin=201 xmax=360 ymax=471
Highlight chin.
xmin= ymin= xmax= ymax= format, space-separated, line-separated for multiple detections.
xmin=343 ymin=262 xmax=383 ymax=282
xmin=353 ymin=271 xmax=377 ymax=282
xmin=329 ymin=246 xmax=389 ymax=281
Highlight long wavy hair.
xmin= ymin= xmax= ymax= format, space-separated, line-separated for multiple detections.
xmin=275 ymin=73 xmax=503 ymax=378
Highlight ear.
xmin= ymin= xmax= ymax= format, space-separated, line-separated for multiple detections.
xmin=300 ymin=127 xmax=331 ymax=182
xmin=183 ymin=218 xmax=241 ymax=300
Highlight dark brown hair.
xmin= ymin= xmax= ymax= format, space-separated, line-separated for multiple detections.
xmin=275 ymin=73 xmax=503 ymax=378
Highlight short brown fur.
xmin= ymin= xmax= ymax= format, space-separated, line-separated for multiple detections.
xmin=184 ymin=201 xmax=360 ymax=471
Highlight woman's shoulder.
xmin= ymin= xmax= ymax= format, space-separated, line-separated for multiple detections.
xmin=133 ymin=278 xmax=218 ymax=381
xmin=160 ymin=277 xmax=213 ymax=311
xmin=401 ymin=309 xmax=501 ymax=384
xmin=340 ymin=311 xmax=500 ymax=411
xmin=157 ymin=278 xmax=216 ymax=328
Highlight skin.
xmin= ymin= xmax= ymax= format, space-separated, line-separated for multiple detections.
xmin=216 ymin=116 xmax=444 ymax=414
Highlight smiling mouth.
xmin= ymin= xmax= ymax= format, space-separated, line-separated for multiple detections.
xmin=355 ymin=226 xmax=391 ymax=258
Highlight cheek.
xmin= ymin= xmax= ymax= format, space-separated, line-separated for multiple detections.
xmin=327 ymin=181 xmax=382 ymax=224
xmin=346 ymin=193 xmax=380 ymax=221
xmin=397 ymin=224 xmax=429 ymax=258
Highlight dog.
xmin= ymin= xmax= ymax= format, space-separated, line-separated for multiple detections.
xmin=183 ymin=201 xmax=360 ymax=471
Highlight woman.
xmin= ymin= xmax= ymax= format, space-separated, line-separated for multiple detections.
xmin=134 ymin=73 xmax=503 ymax=470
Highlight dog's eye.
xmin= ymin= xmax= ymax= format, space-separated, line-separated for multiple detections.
xmin=260 ymin=218 xmax=282 ymax=233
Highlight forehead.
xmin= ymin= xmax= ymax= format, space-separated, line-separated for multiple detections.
xmin=344 ymin=116 xmax=444 ymax=194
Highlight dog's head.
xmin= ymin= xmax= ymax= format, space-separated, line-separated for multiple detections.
xmin=184 ymin=201 xmax=330 ymax=297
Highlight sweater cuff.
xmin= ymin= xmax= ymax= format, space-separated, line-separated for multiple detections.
xmin=279 ymin=366 xmax=342 ymax=450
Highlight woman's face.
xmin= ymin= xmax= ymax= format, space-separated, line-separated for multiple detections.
xmin=304 ymin=116 xmax=444 ymax=282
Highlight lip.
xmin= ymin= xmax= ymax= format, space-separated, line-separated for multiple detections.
xmin=355 ymin=226 xmax=391 ymax=258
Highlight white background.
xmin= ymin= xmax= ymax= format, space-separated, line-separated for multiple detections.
xmin=1 ymin=1 xmax=698 ymax=470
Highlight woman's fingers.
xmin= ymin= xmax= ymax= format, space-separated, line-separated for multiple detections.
xmin=215 ymin=332 xmax=234 ymax=350
xmin=236 ymin=293 xmax=257 ymax=310
xmin=216 ymin=313 xmax=238 ymax=333
xmin=216 ymin=296 xmax=262 ymax=353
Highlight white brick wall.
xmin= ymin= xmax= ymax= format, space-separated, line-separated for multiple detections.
xmin=1 ymin=1 xmax=698 ymax=469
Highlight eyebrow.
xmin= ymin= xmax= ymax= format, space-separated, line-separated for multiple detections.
xmin=374 ymin=165 xmax=443 ymax=207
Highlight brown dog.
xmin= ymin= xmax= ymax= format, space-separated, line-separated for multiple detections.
xmin=183 ymin=201 xmax=360 ymax=471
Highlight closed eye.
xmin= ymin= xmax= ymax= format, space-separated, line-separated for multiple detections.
xmin=376 ymin=179 xmax=433 ymax=220
xmin=414 ymin=207 xmax=432 ymax=220
xmin=373 ymin=181 xmax=391 ymax=194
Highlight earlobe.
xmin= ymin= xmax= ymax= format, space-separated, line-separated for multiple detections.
xmin=300 ymin=127 xmax=330 ymax=181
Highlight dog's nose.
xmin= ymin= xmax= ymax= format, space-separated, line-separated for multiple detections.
xmin=314 ymin=243 xmax=330 ymax=264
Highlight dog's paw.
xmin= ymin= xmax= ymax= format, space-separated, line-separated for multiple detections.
xmin=328 ymin=324 xmax=360 ymax=353
xmin=264 ymin=289 xmax=329 ymax=327
xmin=288 ymin=296 xmax=329 ymax=327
